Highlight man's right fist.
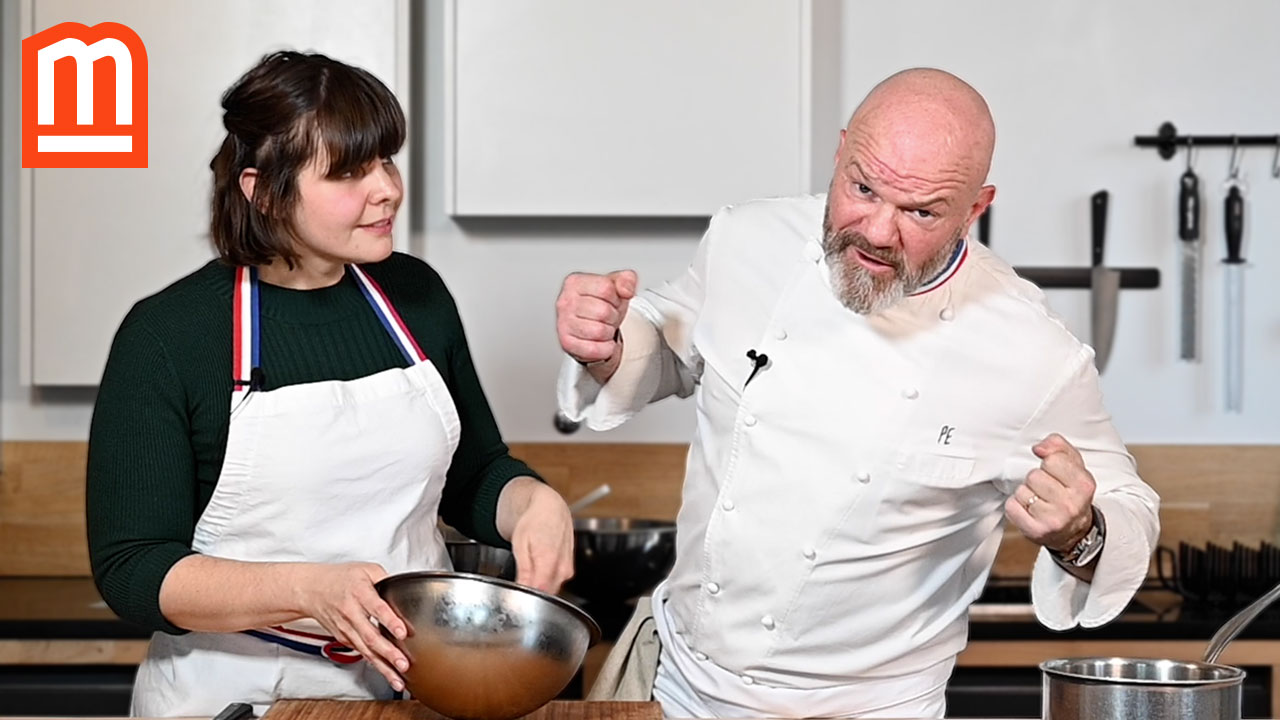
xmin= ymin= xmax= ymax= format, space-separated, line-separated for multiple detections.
xmin=555 ymin=270 xmax=637 ymax=365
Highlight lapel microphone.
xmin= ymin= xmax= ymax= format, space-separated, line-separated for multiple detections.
xmin=745 ymin=349 xmax=769 ymax=387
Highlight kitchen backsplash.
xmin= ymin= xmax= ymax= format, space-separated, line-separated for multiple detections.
xmin=1 ymin=442 xmax=1276 ymax=578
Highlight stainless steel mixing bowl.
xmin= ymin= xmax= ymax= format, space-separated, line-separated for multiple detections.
xmin=563 ymin=517 xmax=676 ymax=605
xmin=376 ymin=571 xmax=600 ymax=720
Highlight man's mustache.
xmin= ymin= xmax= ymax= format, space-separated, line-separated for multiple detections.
xmin=827 ymin=229 xmax=905 ymax=273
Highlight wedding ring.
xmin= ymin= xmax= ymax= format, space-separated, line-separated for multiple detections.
xmin=1025 ymin=493 xmax=1039 ymax=510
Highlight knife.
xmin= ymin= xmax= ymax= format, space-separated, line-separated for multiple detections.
xmin=1089 ymin=190 xmax=1121 ymax=373
xmin=1178 ymin=166 xmax=1202 ymax=360
xmin=1223 ymin=184 xmax=1246 ymax=412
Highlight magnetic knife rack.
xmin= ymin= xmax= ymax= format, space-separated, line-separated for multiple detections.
xmin=977 ymin=209 xmax=1161 ymax=290
xmin=1134 ymin=121 xmax=1280 ymax=163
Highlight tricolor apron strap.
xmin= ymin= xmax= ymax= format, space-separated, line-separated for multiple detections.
xmin=232 ymin=266 xmax=262 ymax=395
xmin=348 ymin=264 xmax=428 ymax=365
xmin=231 ymin=265 xmax=429 ymax=398
xmin=242 ymin=626 xmax=362 ymax=664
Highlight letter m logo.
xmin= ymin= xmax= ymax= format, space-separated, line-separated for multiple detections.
xmin=22 ymin=22 xmax=148 ymax=168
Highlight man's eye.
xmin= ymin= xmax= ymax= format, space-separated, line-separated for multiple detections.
xmin=855 ymin=183 xmax=872 ymax=195
xmin=914 ymin=209 xmax=933 ymax=219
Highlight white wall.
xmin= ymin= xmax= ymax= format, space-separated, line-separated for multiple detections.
xmin=829 ymin=1 xmax=1279 ymax=444
xmin=4 ymin=0 xmax=1279 ymax=444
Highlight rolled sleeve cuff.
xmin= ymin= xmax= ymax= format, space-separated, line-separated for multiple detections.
xmin=1031 ymin=495 xmax=1154 ymax=631
xmin=556 ymin=309 xmax=662 ymax=432
xmin=468 ymin=456 xmax=544 ymax=548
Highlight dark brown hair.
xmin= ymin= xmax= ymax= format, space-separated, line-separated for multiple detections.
xmin=209 ymin=51 xmax=405 ymax=267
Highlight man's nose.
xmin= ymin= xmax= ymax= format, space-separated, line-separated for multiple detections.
xmin=861 ymin=203 xmax=899 ymax=248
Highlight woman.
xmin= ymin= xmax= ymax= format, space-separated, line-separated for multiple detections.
xmin=86 ymin=51 xmax=574 ymax=717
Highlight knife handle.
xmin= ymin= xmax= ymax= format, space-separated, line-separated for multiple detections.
xmin=212 ymin=703 xmax=254 ymax=720
xmin=1179 ymin=169 xmax=1200 ymax=241
xmin=1091 ymin=190 xmax=1109 ymax=266
xmin=1224 ymin=185 xmax=1245 ymax=263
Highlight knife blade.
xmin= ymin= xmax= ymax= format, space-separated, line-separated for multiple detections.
xmin=1223 ymin=184 xmax=1245 ymax=412
xmin=1178 ymin=167 xmax=1202 ymax=360
xmin=1089 ymin=190 xmax=1121 ymax=373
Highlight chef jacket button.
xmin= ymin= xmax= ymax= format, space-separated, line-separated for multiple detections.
xmin=902 ymin=387 xmax=919 ymax=400
xmin=939 ymin=307 xmax=955 ymax=322
xmin=760 ymin=615 xmax=776 ymax=630
xmin=695 ymin=651 xmax=708 ymax=661
xmin=802 ymin=546 xmax=816 ymax=560
xmin=721 ymin=498 xmax=735 ymax=511
xmin=706 ymin=582 xmax=721 ymax=595
xmin=856 ymin=470 xmax=871 ymax=484
xmin=743 ymin=414 xmax=758 ymax=427
xmin=775 ymin=328 xmax=788 ymax=341
xmin=741 ymin=674 xmax=755 ymax=685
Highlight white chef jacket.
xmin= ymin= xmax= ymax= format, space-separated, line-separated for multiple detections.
xmin=558 ymin=194 xmax=1160 ymax=691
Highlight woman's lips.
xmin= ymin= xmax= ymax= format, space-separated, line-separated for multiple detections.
xmin=359 ymin=218 xmax=394 ymax=236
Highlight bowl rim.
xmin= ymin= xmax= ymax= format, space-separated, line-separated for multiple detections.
xmin=375 ymin=570 xmax=602 ymax=646
xmin=571 ymin=517 xmax=678 ymax=534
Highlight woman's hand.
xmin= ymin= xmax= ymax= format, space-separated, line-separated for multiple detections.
xmin=292 ymin=562 xmax=409 ymax=691
xmin=496 ymin=477 xmax=575 ymax=593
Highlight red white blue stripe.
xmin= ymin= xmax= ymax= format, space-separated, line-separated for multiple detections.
xmin=232 ymin=266 xmax=260 ymax=394
xmin=349 ymin=264 xmax=428 ymax=365
xmin=244 ymin=626 xmax=361 ymax=664
xmin=232 ymin=264 xmax=427 ymax=395
xmin=910 ymin=238 xmax=968 ymax=297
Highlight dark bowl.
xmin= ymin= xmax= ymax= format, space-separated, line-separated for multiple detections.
xmin=564 ymin=517 xmax=677 ymax=605
xmin=442 ymin=526 xmax=517 ymax=581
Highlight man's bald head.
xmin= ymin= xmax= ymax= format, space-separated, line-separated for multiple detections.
xmin=844 ymin=68 xmax=995 ymax=194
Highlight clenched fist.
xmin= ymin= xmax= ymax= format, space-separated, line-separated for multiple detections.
xmin=555 ymin=270 xmax=637 ymax=375
xmin=1004 ymin=433 xmax=1097 ymax=556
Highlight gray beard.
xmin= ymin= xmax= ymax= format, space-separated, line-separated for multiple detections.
xmin=822 ymin=206 xmax=963 ymax=314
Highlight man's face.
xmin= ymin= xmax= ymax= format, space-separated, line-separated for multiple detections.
xmin=822 ymin=128 xmax=987 ymax=314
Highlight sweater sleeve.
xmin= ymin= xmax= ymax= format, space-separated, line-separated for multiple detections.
xmin=86 ymin=309 xmax=198 ymax=635
xmin=427 ymin=276 xmax=543 ymax=549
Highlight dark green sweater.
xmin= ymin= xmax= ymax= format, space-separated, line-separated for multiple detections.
xmin=86 ymin=253 xmax=538 ymax=634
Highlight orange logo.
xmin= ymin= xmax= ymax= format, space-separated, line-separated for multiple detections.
xmin=21 ymin=22 xmax=148 ymax=168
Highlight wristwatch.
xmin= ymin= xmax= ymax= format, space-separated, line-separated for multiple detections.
xmin=1052 ymin=506 xmax=1106 ymax=568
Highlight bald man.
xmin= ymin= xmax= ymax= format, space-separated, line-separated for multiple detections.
xmin=555 ymin=69 xmax=1159 ymax=718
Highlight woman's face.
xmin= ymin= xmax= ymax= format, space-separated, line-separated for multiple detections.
xmin=290 ymin=154 xmax=403 ymax=266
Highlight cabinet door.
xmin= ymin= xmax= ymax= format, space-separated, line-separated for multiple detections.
xmin=445 ymin=0 xmax=812 ymax=217
xmin=21 ymin=0 xmax=406 ymax=385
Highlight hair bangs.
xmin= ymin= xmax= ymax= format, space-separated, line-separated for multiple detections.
xmin=312 ymin=66 xmax=406 ymax=179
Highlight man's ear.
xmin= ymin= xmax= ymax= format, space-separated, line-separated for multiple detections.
xmin=969 ymin=185 xmax=996 ymax=226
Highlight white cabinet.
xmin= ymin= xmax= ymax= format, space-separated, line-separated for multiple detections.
xmin=19 ymin=0 xmax=408 ymax=385
xmin=444 ymin=0 xmax=813 ymax=217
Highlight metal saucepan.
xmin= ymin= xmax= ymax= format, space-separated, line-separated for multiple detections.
xmin=1040 ymin=581 xmax=1280 ymax=719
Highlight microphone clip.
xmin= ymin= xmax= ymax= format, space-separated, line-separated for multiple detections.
xmin=745 ymin=349 xmax=769 ymax=388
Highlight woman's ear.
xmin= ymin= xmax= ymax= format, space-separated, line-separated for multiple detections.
xmin=239 ymin=168 xmax=259 ymax=205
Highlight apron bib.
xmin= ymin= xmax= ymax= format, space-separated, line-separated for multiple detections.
xmin=131 ymin=265 xmax=461 ymax=717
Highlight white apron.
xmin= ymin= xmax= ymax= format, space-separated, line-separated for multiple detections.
xmin=131 ymin=265 xmax=461 ymax=717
